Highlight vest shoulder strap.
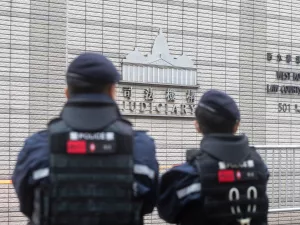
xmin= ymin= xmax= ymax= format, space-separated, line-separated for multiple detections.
xmin=47 ymin=117 xmax=61 ymax=126
xmin=47 ymin=117 xmax=70 ymax=136
xmin=186 ymin=148 xmax=208 ymax=180
xmin=120 ymin=117 xmax=133 ymax=126
xmin=186 ymin=148 xmax=201 ymax=162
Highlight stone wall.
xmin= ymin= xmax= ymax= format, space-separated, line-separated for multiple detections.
xmin=1 ymin=0 xmax=300 ymax=224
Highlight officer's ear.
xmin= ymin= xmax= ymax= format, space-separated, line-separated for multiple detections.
xmin=194 ymin=120 xmax=202 ymax=134
xmin=108 ymin=84 xmax=117 ymax=100
xmin=65 ymin=87 xmax=70 ymax=99
xmin=233 ymin=121 xmax=240 ymax=134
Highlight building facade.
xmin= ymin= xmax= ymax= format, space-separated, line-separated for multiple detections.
xmin=1 ymin=0 xmax=300 ymax=224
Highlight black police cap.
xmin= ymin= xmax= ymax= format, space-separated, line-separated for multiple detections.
xmin=66 ymin=52 xmax=120 ymax=87
xmin=198 ymin=89 xmax=240 ymax=121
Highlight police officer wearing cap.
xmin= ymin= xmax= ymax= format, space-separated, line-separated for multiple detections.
xmin=12 ymin=52 xmax=159 ymax=225
xmin=157 ymin=90 xmax=269 ymax=225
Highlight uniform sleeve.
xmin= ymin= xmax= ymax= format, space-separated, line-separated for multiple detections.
xmin=11 ymin=131 xmax=49 ymax=219
xmin=157 ymin=163 xmax=202 ymax=224
xmin=264 ymin=164 xmax=270 ymax=181
xmin=133 ymin=131 xmax=159 ymax=215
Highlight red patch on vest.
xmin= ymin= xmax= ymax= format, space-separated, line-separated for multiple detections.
xmin=218 ymin=170 xmax=235 ymax=183
xmin=67 ymin=140 xmax=86 ymax=154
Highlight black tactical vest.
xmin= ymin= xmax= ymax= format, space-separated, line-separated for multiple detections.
xmin=185 ymin=147 xmax=269 ymax=225
xmin=31 ymin=97 xmax=141 ymax=225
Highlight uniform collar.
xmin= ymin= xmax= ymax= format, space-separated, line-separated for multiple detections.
xmin=200 ymin=134 xmax=251 ymax=164
xmin=66 ymin=93 xmax=116 ymax=105
xmin=61 ymin=93 xmax=121 ymax=131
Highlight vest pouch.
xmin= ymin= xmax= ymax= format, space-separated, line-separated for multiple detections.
xmin=49 ymin=153 xmax=134 ymax=225
xmin=32 ymin=185 xmax=51 ymax=225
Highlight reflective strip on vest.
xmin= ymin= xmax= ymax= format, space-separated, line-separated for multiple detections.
xmin=33 ymin=168 xmax=49 ymax=180
xmin=176 ymin=183 xmax=201 ymax=199
xmin=133 ymin=164 xmax=155 ymax=180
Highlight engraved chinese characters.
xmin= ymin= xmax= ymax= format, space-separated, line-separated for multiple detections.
xmin=120 ymin=86 xmax=197 ymax=117
xmin=267 ymin=53 xmax=300 ymax=64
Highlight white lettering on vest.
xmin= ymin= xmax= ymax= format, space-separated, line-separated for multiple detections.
xmin=69 ymin=132 xmax=115 ymax=141
xmin=218 ymin=160 xmax=255 ymax=170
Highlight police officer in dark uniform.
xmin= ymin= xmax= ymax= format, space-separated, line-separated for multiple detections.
xmin=12 ymin=52 xmax=159 ymax=225
xmin=157 ymin=90 xmax=269 ymax=225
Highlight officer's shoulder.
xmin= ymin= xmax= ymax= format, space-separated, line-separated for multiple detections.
xmin=249 ymin=145 xmax=257 ymax=151
xmin=166 ymin=163 xmax=196 ymax=174
xmin=134 ymin=130 xmax=154 ymax=142
xmin=24 ymin=130 xmax=48 ymax=148
xmin=169 ymin=162 xmax=194 ymax=172
xmin=135 ymin=129 xmax=150 ymax=135
xmin=133 ymin=130 xmax=156 ymax=153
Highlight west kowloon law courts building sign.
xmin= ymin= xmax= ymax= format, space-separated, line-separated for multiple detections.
xmin=118 ymin=29 xmax=198 ymax=118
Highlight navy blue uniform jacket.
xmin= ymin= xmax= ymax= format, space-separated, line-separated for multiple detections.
xmin=12 ymin=94 xmax=159 ymax=219
xmin=158 ymin=162 xmax=200 ymax=223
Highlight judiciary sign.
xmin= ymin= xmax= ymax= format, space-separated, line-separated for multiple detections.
xmin=120 ymin=86 xmax=197 ymax=118
xmin=119 ymin=29 xmax=198 ymax=118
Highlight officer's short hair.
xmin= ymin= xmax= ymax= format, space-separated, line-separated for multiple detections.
xmin=195 ymin=106 xmax=237 ymax=134
xmin=67 ymin=83 xmax=112 ymax=96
